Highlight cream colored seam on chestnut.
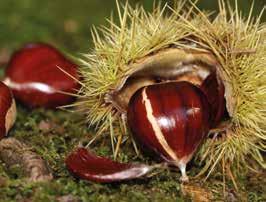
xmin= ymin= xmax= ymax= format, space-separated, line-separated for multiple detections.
xmin=5 ymin=99 xmax=16 ymax=134
xmin=142 ymin=87 xmax=179 ymax=162
xmin=84 ymin=165 xmax=150 ymax=180
xmin=3 ymin=78 xmax=57 ymax=94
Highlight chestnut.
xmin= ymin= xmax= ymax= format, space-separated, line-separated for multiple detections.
xmin=0 ymin=82 xmax=16 ymax=139
xmin=3 ymin=43 xmax=80 ymax=108
xmin=66 ymin=147 xmax=157 ymax=183
xmin=127 ymin=81 xmax=211 ymax=181
xmin=200 ymin=72 xmax=226 ymax=127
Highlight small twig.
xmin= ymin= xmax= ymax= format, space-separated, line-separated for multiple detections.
xmin=229 ymin=49 xmax=256 ymax=55
xmin=0 ymin=48 xmax=11 ymax=66
xmin=0 ymin=138 xmax=53 ymax=182
xmin=226 ymin=163 xmax=239 ymax=191
xmin=222 ymin=156 xmax=226 ymax=199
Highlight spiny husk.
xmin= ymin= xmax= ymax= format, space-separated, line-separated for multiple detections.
xmin=73 ymin=0 xmax=266 ymax=178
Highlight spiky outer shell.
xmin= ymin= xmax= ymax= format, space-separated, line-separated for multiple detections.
xmin=75 ymin=1 xmax=266 ymax=178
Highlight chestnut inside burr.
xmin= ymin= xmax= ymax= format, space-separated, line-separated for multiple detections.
xmin=106 ymin=48 xmax=229 ymax=181
xmin=106 ymin=48 xmax=224 ymax=115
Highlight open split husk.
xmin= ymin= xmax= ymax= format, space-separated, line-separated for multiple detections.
xmin=72 ymin=1 xmax=266 ymax=179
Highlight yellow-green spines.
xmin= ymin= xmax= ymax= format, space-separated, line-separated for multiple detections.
xmin=74 ymin=0 xmax=266 ymax=178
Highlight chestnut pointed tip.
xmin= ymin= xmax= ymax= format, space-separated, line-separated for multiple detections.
xmin=179 ymin=163 xmax=189 ymax=182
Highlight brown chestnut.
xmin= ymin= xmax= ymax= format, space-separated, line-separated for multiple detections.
xmin=66 ymin=147 xmax=157 ymax=183
xmin=3 ymin=43 xmax=80 ymax=108
xmin=127 ymin=81 xmax=211 ymax=181
xmin=200 ymin=72 xmax=226 ymax=127
xmin=0 ymin=82 xmax=16 ymax=139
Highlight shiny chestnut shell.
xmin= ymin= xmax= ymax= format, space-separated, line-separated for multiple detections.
xmin=4 ymin=43 xmax=80 ymax=108
xmin=127 ymin=81 xmax=210 ymax=168
xmin=200 ymin=72 xmax=226 ymax=127
xmin=66 ymin=147 xmax=155 ymax=183
xmin=0 ymin=82 xmax=16 ymax=139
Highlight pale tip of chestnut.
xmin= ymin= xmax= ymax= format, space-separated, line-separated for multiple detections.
xmin=179 ymin=163 xmax=189 ymax=182
xmin=0 ymin=82 xmax=17 ymax=139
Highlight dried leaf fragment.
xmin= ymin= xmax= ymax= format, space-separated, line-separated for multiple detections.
xmin=181 ymin=183 xmax=213 ymax=202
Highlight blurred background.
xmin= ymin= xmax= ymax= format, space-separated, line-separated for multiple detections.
xmin=0 ymin=0 xmax=265 ymax=65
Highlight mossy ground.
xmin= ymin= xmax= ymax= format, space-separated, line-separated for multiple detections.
xmin=0 ymin=0 xmax=265 ymax=201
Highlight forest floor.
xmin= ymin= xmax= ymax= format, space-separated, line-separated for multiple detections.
xmin=0 ymin=0 xmax=265 ymax=201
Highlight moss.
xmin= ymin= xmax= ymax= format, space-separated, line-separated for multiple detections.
xmin=1 ymin=104 xmax=265 ymax=202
